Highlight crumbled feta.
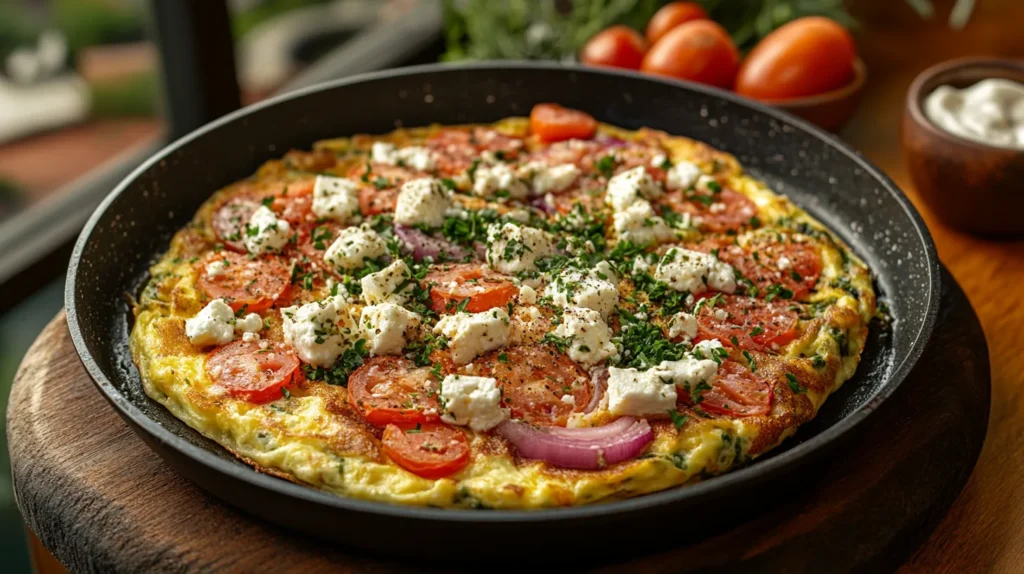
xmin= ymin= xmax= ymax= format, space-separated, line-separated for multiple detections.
xmin=606 ymin=366 xmax=677 ymax=417
xmin=486 ymin=223 xmax=555 ymax=274
xmin=280 ymin=295 xmax=358 ymax=367
xmin=612 ymin=200 xmax=676 ymax=245
xmin=649 ymin=355 xmax=720 ymax=389
xmin=552 ymin=307 xmax=617 ymax=367
xmin=654 ymin=247 xmax=736 ymax=294
xmin=650 ymin=154 xmax=667 ymax=168
xmin=544 ymin=267 xmax=619 ymax=319
xmin=244 ymin=205 xmax=292 ymax=255
xmin=394 ymin=178 xmax=450 ymax=227
xmin=433 ymin=308 xmax=510 ymax=364
xmin=185 ymin=299 xmax=236 ymax=347
xmin=605 ymin=166 xmax=661 ymax=211
xmin=472 ymin=162 xmax=528 ymax=200
xmin=324 ymin=226 xmax=388 ymax=270
xmin=517 ymin=162 xmax=580 ymax=196
xmin=518 ymin=284 xmax=538 ymax=305
xmin=693 ymin=338 xmax=726 ymax=357
xmin=241 ymin=331 xmax=261 ymax=343
xmin=235 ymin=312 xmax=263 ymax=334
xmin=713 ymin=308 xmax=729 ymax=320
xmin=439 ymin=374 xmax=508 ymax=431
xmin=667 ymin=312 xmax=698 ymax=341
xmin=360 ymin=260 xmax=413 ymax=305
xmin=205 ymin=259 xmax=228 ymax=278
xmin=777 ymin=256 xmax=792 ymax=270
xmin=312 ymin=175 xmax=361 ymax=222
xmin=371 ymin=142 xmax=435 ymax=171
xmin=360 ymin=303 xmax=421 ymax=356
xmin=561 ymin=394 xmax=576 ymax=406
xmin=665 ymin=160 xmax=703 ymax=191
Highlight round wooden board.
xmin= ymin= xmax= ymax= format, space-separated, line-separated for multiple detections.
xmin=8 ymin=267 xmax=989 ymax=573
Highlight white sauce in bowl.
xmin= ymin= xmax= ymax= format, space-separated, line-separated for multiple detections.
xmin=924 ymin=78 xmax=1024 ymax=149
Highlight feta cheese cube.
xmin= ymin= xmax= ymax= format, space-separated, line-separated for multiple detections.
xmin=205 ymin=259 xmax=228 ymax=278
xmin=665 ymin=160 xmax=703 ymax=191
xmin=360 ymin=303 xmax=421 ymax=356
xmin=312 ymin=175 xmax=361 ymax=222
xmin=552 ymin=307 xmax=617 ymax=367
xmin=185 ymin=299 xmax=236 ymax=347
xmin=649 ymin=356 xmax=719 ymax=389
xmin=485 ymin=223 xmax=555 ymax=274
xmin=235 ymin=312 xmax=263 ymax=334
xmin=439 ymin=374 xmax=508 ymax=431
xmin=360 ymin=260 xmax=413 ymax=305
xmin=280 ymin=295 xmax=358 ymax=367
xmin=433 ymin=308 xmax=510 ymax=364
xmin=606 ymin=366 xmax=678 ymax=417
xmin=517 ymin=162 xmax=580 ymax=196
xmin=544 ymin=268 xmax=619 ymax=319
xmin=394 ymin=178 xmax=451 ymax=227
xmin=667 ymin=312 xmax=698 ymax=341
xmin=244 ymin=205 xmax=292 ymax=255
xmin=324 ymin=226 xmax=388 ymax=270
xmin=371 ymin=142 xmax=435 ymax=171
xmin=654 ymin=247 xmax=736 ymax=294
xmin=518 ymin=284 xmax=538 ymax=305
xmin=605 ymin=166 xmax=661 ymax=211
xmin=472 ymin=162 xmax=528 ymax=200
xmin=612 ymin=199 xmax=676 ymax=245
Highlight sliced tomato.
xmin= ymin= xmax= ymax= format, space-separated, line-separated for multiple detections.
xmin=212 ymin=196 xmax=261 ymax=252
xmin=296 ymin=221 xmax=342 ymax=268
xmin=424 ymin=263 xmax=518 ymax=314
xmin=205 ymin=340 xmax=300 ymax=404
xmin=347 ymin=163 xmax=418 ymax=215
xmin=382 ymin=423 xmax=470 ymax=479
xmin=659 ymin=186 xmax=757 ymax=233
xmin=196 ymin=251 xmax=291 ymax=312
xmin=530 ymin=104 xmax=597 ymax=143
xmin=428 ymin=127 xmax=524 ymax=175
xmin=691 ymin=235 xmax=822 ymax=300
xmin=270 ymin=179 xmax=315 ymax=224
xmin=283 ymin=148 xmax=337 ymax=172
xmin=347 ymin=357 xmax=441 ymax=427
xmin=694 ymin=294 xmax=801 ymax=353
xmin=698 ymin=360 xmax=772 ymax=417
xmin=471 ymin=346 xmax=590 ymax=426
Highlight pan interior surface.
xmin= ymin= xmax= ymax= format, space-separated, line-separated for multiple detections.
xmin=67 ymin=63 xmax=938 ymax=524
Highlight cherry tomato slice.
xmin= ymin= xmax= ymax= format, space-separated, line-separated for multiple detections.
xmin=699 ymin=360 xmax=772 ymax=417
xmin=659 ymin=186 xmax=757 ymax=233
xmin=205 ymin=340 xmax=300 ymax=404
xmin=212 ymin=196 xmax=260 ymax=253
xmin=471 ymin=346 xmax=590 ymax=427
xmin=347 ymin=357 xmax=441 ymax=427
xmin=691 ymin=235 xmax=822 ymax=300
xmin=381 ymin=423 xmax=470 ymax=479
xmin=270 ymin=179 xmax=315 ymax=225
xmin=530 ymin=104 xmax=598 ymax=143
xmin=428 ymin=128 xmax=524 ymax=175
xmin=347 ymin=163 xmax=418 ymax=215
xmin=424 ymin=263 xmax=518 ymax=314
xmin=694 ymin=294 xmax=801 ymax=353
xmin=196 ymin=251 xmax=292 ymax=312
xmin=296 ymin=221 xmax=342 ymax=269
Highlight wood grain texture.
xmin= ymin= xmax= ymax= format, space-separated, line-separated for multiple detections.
xmin=7 ymin=267 xmax=987 ymax=573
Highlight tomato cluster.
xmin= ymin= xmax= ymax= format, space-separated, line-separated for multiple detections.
xmin=580 ymin=3 xmax=858 ymax=101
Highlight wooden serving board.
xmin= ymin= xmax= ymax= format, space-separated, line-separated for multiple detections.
xmin=8 ymin=267 xmax=988 ymax=573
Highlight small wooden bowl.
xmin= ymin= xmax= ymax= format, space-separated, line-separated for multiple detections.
xmin=901 ymin=57 xmax=1024 ymax=236
xmin=770 ymin=58 xmax=867 ymax=132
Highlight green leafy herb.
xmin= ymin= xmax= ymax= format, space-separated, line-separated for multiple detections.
xmin=786 ymin=373 xmax=806 ymax=394
xmin=302 ymin=339 xmax=369 ymax=386
xmin=668 ymin=410 xmax=688 ymax=431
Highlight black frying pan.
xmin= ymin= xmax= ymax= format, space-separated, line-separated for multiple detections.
xmin=66 ymin=63 xmax=940 ymax=563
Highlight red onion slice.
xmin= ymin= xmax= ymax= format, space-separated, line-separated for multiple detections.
xmin=585 ymin=367 xmax=608 ymax=414
xmin=394 ymin=225 xmax=472 ymax=262
xmin=496 ymin=417 xmax=653 ymax=470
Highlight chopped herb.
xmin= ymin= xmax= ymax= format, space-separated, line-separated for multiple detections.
xmin=668 ymin=410 xmax=688 ymax=431
xmin=786 ymin=373 xmax=806 ymax=394
xmin=372 ymin=176 xmax=390 ymax=189
xmin=811 ymin=355 xmax=826 ymax=368
xmin=742 ymin=350 xmax=757 ymax=371
xmin=301 ymin=339 xmax=368 ymax=386
xmin=595 ymin=154 xmax=616 ymax=178
xmin=498 ymin=352 xmax=509 ymax=363
xmin=281 ymin=387 xmax=292 ymax=399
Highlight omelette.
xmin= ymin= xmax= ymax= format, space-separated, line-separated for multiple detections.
xmin=131 ymin=104 xmax=875 ymax=509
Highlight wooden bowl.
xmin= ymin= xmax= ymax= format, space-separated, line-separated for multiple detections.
xmin=770 ymin=58 xmax=867 ymax=132
xmin=901 ymin=57 xmax=1024 ymax=236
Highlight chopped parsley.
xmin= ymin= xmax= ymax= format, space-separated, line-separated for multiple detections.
xmin=668 ymin=410 xmax=688 ymax=431
xmin=786 ymin=373 xmax=806 ymax=394
xmin=302 ymin=339 xmax=368 ymax=386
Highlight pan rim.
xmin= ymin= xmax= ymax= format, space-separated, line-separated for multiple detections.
xmin=65 ymin=61 xmax=941 ymax=523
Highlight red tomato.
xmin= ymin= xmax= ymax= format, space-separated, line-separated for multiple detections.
xmin=347 ymin=357 xmax=441 ymax=427
xmin=270 ymin=179 xmax=315 ymax=225
xmin=382 ymin=423 xmax=470 ymax=479
xmin=471 ymin=346 xmax=590 ymax=427
xmin=428 ymin=128 xmax=524 ymax=175
xmin=645 ymin=2 xmax=708 ymax=44
xmin=296 ymin=221 xmax=342 ymax=268
xmin=736 ymin=17 xmax=857 ymax=101
xmin=424 ymin=263 xmax=518 ymax=314
xmin=196 ymin=251 xmax=291 ymax=312
xmin=347 ymin=163 xmax=419 ymax=215
xmin=691 ymin=235 xmax=822 ymax=300
xmin=641 ymin=20 xmax=739 ymax=89
xmin=205 ymin=341 xmax=300 ymax=404
xmin=212 ymin=196 xmax=260 ymax=253
xmin=694 ymin=294 xmax=802 ymax=353
xmin=658 ymin=186 xmax=758 ymax=233
xmin=529 ymin=104 xmax=598 ymax=143
xmin=699 ymin=360 xmax=772 ymax=417
xmin=580 ymin=26 xmax=647 ymax=70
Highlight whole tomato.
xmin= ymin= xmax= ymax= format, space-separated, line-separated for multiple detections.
xmin=580 ymin=25 xmax=647 ymax=70
xmin=640 ymin=20 xmax=739 ymax=89
xmin=736 ymin=17 xmax=857 ymax=101
xmin=645 ymin=2 xmax=708 ymax=44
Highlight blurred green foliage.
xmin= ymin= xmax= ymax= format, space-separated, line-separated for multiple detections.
xmin=443 ymin=0 xmax=856 ymax=61
xmin=89 ymin=71 xmax=161 ymax=118
xmin=232 ymin=0 xmax=335 ymax=39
